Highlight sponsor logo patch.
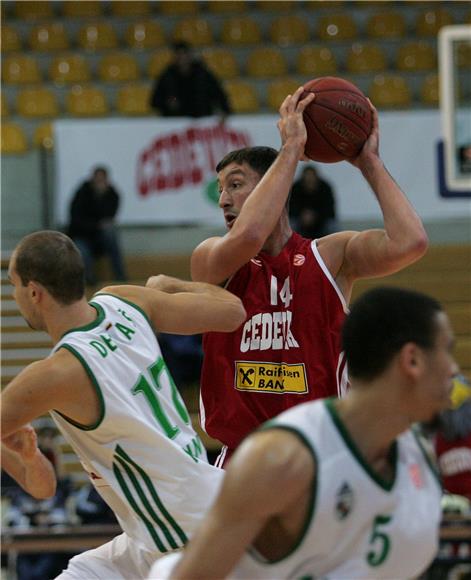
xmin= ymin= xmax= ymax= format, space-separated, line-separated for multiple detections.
xmin=235 ymin=361 xmax=307 ymax=394
xmin=335 ymin=481 xmax=354 ymax=520
xmin=293 ymin=253 xmax=305 ymax=266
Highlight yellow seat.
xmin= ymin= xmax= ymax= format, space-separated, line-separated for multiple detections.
xmin=366 ymin=12 xmax=406 ymax=39
xmin=225 ymin=80 xmax=259 ymax=113
xmin=457 ymin=41 xmax=471 ymax=68
xmin=420 ymin=74 xmax=439 ymax=107
xmin=62 ymin=1 xmax=102 ymax=18
xmin=346 ymin=43 xmax=386 ymax=74
xmin=116 ymin=84 xmax=151 ymax=115
xmin=247 ymin=47 xmax=287 ymax=78
xmin=1 ymin=94 xmax=9 ymax=117
xmin=370 ymin=75 xmax=411 ymax=109
xmin=1 ymin=25 xmax=21 ymax=52
xmin=124 ymin=21 xmax=165 ymax=50
xmin=416 ymin=8 xmax=453 ymax=37
xmin=159 ymin=1 xmax=199 ymax=15
xmin=78 ymin=22 xmax=118 ymax=51
xmin=66 ymin=86 xmax=108 ymax=116
xmin=1 ymin=123 xmax=28 ymax=154
xmin=111 ymin=1 xmax=151 ymax=16
xmin=202 ymin=48 xmax=239 ymax=80
xmin=29 ymin=23 xmax=69 ymax=52
xmin=297 ymin=46 xmax=337 ymax=76
xmin=305 ymin=1 xmax=345 ymax=8
xmin=17 ymin=88 xmax=59 ymax=118
xmin=2 ymin=55 xmax=41 ymax=84
xmin=267 ymin=78 xmax=300 ymax=111
xmin=173 ymin=18 xmax=213 ymax=46
xmin=147 ymin=50 xmax=173 ymax=78
xmin=317 ymin=14 xmax=357 ymax=41
xmin=15 ymin=1 xmax=54 ymax=19
xmin=396 ymin=42 xmax=436 ymax=72
xmin=269 ymin=15 xmax=309 ymax=46
xmin=98 ymin=53 xmax=139 ymax=83
xmin=208 ymin=1 xmax=247 ymax=13
xmin=34 ymin=122 xmax=54 ymax=149
xmin=221 ymin=17 xmax=261 ymax=45
xmin=255 ymin=1 xmax=293 ymax=10
xmin=49 ymin=54 xmax=91 ymax=84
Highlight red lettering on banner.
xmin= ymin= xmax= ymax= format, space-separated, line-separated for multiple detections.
xmin=137 ymin=124 xmax=251 ymax=196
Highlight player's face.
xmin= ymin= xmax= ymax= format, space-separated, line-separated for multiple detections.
xmin=217 ymin=163 xmax=262 ymax=229
xmin=416 ymin=312 xmax=458 ymax=421
xmin=8 ymin=256 xmax=43 ymax=331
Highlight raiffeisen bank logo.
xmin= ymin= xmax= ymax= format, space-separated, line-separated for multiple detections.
xmin=136 ymin=124 xmax=251 ymax=201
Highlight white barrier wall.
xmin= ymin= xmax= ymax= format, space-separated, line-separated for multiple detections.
xmin=54 ymin=111 xmax=471 ymax=227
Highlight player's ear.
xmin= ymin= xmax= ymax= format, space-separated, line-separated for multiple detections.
xmin=398 ymin=342 xmax=425 ymax=379
xmin=28 ymin=281 xmax=42 ymax=303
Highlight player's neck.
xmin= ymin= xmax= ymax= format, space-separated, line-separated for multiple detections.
xmin=261 ymin=215 xmax=292 ymax=256
xmin=46 ymin=300 xmax=99 ymax=344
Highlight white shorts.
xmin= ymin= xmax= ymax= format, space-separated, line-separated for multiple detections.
xmin=148 ymin=551 xmax=182 ymax=579
xmin=55 ymin=532 xmax=162 ymax=580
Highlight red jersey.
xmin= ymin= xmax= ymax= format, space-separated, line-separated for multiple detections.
xmin=200 ymin=233 xmax=348 ymax=450
xmin=436 ymin=432 xmax=471 ymax=500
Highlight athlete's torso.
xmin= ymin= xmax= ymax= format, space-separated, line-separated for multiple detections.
xmin=230 ymin=399 xmax=442 ymax=579
xmin=201 ymin=233 xmax=348 ymax=449
xmin=50 ymin=293 xmax=223 ymax=555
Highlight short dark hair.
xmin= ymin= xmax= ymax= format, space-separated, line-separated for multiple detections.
xmin=342 ymin=286 xmax=443 ymax=381
xmin=216 ymin=147 xmax=278 ymax=177
xmin=14 ymin=231 xmax=85 ymax=305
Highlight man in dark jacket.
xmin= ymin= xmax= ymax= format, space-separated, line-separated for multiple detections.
xmin=150 ymin=41 xmax=231 ymax=119
xmin=68 ymin=166 xmax=127 ymax=285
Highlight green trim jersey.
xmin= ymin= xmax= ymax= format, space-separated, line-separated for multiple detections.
xmin=50 ymin=294 xmax=223 ymax=555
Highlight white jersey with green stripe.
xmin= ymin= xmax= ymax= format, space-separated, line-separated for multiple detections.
xmin=231 ymin=398 xmax=442 ymax=580
xmin=50 ymin=293 xmax=223 ymax=555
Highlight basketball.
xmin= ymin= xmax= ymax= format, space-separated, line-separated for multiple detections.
xmin=302 ymin=77 xmax=373 ymax=163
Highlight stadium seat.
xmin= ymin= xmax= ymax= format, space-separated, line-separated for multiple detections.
xmin=296 ymin=46 xmax=337 ymax=76
xmin=305 ymin=0 xmax=345 ymax=9
xmin=366 ymin=11 xmax=406 ymax=39
xmin=15 ymin=1 xmax=54 ymax=20
xmin=221 ymin=17 xmax=261 ymax=45
xmin=416 ymin=8 xmax=453 ymax=37
xmin=255 ymin=0 xmax=293 ymax=10
xmin=62 ymin=1 xmax=102 ymax=18
xmin=317 ymin=14 xmax=357 ymax=41
xmin=173 ymin=18 xmax=213 ymax=46
xmin=457 ymin=41 xmax=471 ymax=68
xmin=111 ymin=1 xmax=151 ymax=17
xmin=147 ymin=49 xmax=173 ymax=77
xmin=269 ymin=15 xmax=309 ymax=46
xmin=2 ymin=55 xmax=41 ymax=84
xmin=17 ymin=88 xmax=59 ymax=118
xmin=207 ymin=1 xmax=247 ymax=14
xmin=98 ymin=53 xmax=139 ymax=83
xmin=49 ymin=54 xmax=91 ymax=84
xmin=224 ymin=80 xmax=259 ymax=113
xmin=124 ymin=21 xmax=165 ymax=50
xmin=201 ymin=48 xmax=239 ymax=80
xmin=346 ymin=43 xmax=387 ymax=74
xmin=247 ymin=47 xmax=287 ymax=78
xmin=66 ymin=86 xmax=108 ymax=116
xmin=1 ymin=25 xmax=21 ymax=52
xmin=1 ymin=94 xmax=9 ymax=117
xmin=34 ymin=122 xmax=54 ymax=149
xmin=159 ymin=1 xmax=199 ymax=15
xmin=29 ymin=23 xmax=69 ymax=52
xmin=420 ymin=74 xmax=439 ymax=106
xmin=369 ymin=75 xmax=412 ymax=108
xmin=78 ymin=23 xmax=118 ymax=51
xmin=396 ymin=42 xmax=436 ymax=72
xmin=116 ymin=84 xmax=151 ymax=115
xmin=267 ymin=78 xmax=300 ymax=111
xmin=1 ymin=123 xmax=28 ymax=154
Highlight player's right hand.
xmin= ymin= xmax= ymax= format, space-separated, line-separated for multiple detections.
xmin=2 ymin=424 xmax=39 ymax=462
xmin=277 ymin=87 xmax=315 ymax=159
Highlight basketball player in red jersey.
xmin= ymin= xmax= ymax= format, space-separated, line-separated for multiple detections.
xmin=148 ymin=87 xmax=429 ymax=467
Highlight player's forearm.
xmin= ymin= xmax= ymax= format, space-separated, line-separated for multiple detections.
xmin=1 ymin=445 xmax=57 ymax=499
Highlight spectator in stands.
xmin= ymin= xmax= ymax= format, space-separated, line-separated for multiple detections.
xmin=68 ymin=166 xmax=127 ymax=286
xmin=150 ymin=41 xmax=232 ymax=120
xmin=289 ymin=165 xmax=337 ymax=239
xmin=75 ymin=483 xmax=118 ymax=526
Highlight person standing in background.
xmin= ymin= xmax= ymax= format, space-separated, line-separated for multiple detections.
xmin=150 ymin=41 xmax=232 ymax=121
xmin=68 ymin=166 xmax=127 ymax=286
xmin=289 ymin=165 xmax=337 ymax=239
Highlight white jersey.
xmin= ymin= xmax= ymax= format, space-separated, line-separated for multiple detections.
xmin=50 ymin=293 xmax=223 ymax=556
xmin=150 ymin=398 xmax=442 ymax=580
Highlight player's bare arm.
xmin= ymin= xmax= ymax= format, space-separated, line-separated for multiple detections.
xmin=1 ymin=425 xmax=57 ymax=499
xmin=191 ymin=88 xmax=315 ymax=286
xmin=171 ymin=429 xmax=314 ymax=580
xmin=101 ymin=282 xmax=246 ymax=335
xmin=317 ymin=104 xmax=428 ymax=299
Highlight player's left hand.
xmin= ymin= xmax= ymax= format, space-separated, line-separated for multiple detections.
xmin=348 ymin=100 xmax=380 ymax=170
xmin=2 ymin=425 xmax=39 ymax=462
